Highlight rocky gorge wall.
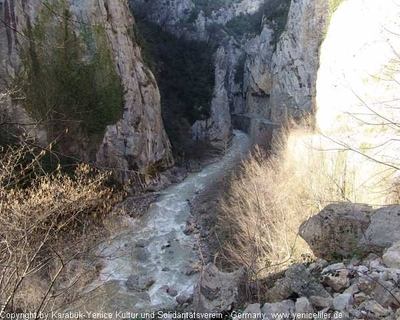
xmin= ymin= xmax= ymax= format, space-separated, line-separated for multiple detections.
xmin=130 ymin=0 xmax=330 ymax=148
xmin=270 ymin=0 xmax=329 ymax=125
xmin=0 ymin=0 xmax=173 ymax=186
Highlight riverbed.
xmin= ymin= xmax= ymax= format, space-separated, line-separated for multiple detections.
xmin=80 ymin=131 xmax=250 ymax=312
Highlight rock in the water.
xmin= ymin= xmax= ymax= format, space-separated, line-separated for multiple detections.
xmin=167 ymin=288 xmax=178 ymax=297
xmin=193 ymin=263 xmax=245 ymax=313
xmin=300 ymin=203 xmax=373 ymax=259
xmin=135 ymin=248 xmax=150 ymax=262
xmin=185 ymin=160 xmax=203 ymax=173
xmin=176 ymin=292 xmax=193 ymax=305
xmin=182 ymin=266 xmax=198 ymax=276
xmin=136 ymin=240 xmax=147 ymax=248
xmin=383 ymin=241 xmax=400 ymax=269
xmin=126 ymin=275 xmax=155 ymax=292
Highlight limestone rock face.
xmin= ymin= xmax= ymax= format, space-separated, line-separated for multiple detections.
xmin=130 ymin=0 xmax=266 ymax=144
xmin=130 ymin=0 xmax=195 ymax=32
xmin=74 ymin=0 xmax=174 ymax=180
xmin=130 ymin=0 xmax=263 ymax=34
xmin=0 ymin=0 xmax=47 ymax=144
xmin=233 ymin=25 xmax=277 ymax=147
xmin=192 ymin=45 xmax=234 ymax=144
xmin=244 ymin=25 xmax=274 ymax=108
xmin=0 ymin=0 xmax=173 ymax=182
xmin=270 ymin=0 xmax=329 ymax=125
xmin=128 ymin=0 xmax=332 ymax=145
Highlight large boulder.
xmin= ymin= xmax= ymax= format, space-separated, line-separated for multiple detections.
xmin=300 ymin=203 xmax=373 ymax=260
xmin=301 ymin=203 xmax=400 ymax=260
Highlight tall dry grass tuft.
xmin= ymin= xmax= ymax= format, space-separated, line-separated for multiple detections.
xmin=0 ymin=144 xmax=122 ymax=313
xmin=217 ymin=129 xmax=400 ymax=279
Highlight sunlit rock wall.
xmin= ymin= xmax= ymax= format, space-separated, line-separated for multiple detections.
xmin=270 ymin=0 xmax=329 ymax=125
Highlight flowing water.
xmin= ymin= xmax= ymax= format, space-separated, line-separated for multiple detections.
xmin=87 ymin=131 xmax=250 ymax=312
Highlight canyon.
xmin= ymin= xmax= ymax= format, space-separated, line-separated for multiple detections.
xmin=0 ymin=0 xmax=330 ymax=186
xmin=1 ymin=0 xmax=400 ymax=315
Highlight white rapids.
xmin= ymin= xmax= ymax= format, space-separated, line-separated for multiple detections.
xmin=90 ymin=131 xmax=250 ymax=311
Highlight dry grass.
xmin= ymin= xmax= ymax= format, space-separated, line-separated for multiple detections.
xmin=217 ymin=129 xmax=400 ymax=279
xmin=0 ymin=143 xmax=123 ymax=313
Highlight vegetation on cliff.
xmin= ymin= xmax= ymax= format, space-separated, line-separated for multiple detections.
xmin=224 ymin=0 xmax=291 ymax=44
xmin=0 ymin=2 xmax=127 ymax=311
xmin=132 ymin=14 xmax=216 ymax=156
xmin=191 ymin=0 xmax=241 ymax=18
xmin=13 ymin=1 xmax=124 ymax=161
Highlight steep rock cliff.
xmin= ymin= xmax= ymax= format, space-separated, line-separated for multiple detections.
xmin=129 ymin=0 xmax=267 ymax=144
xmin=233 ymin=0 xmax=329 ymax=149
xmin=130 ymin=0 xmax=264 ymax=38
xmin=232 ymin=24 xmax=277 ymax=147
xmin=269 ymin=0 xmax=329 ymax=125
xmin=192 ymin=43 xmax=239 ymax=143
xmin=130 ymin=0 xmax=329 ymax=147
xmin=0 ymin=0 xmax=173 ymax=183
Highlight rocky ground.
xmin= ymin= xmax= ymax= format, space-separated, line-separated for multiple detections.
xmin=102 ymin=149 xmax=400 ymax=319
xmin=243 ymin=253 xmax=400 ymax=319
xmin=186 ymin=203 xmax=400 ymax=319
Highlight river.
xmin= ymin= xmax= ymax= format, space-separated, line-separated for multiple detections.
xmin=82 ymin=130 xmax=250 ymax=312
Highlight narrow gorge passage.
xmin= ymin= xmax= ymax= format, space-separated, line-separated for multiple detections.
xmin=87 ymin=131 xmax=250 ymax=311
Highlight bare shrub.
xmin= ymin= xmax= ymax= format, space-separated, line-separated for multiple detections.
xmin=0 ymin=144 xmax=122 ymax=313
xmin=217 ymin=142 xmax=315 ymax=279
